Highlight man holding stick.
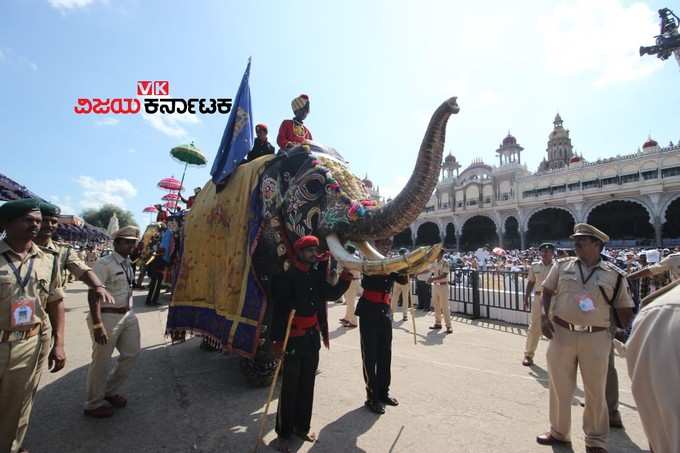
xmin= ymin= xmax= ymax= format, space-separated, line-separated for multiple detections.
xmin=270 ymin=235 xmax=352 ymax=452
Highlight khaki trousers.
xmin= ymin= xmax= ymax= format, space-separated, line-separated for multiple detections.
xmin=547 ymin=325 xmax=611 ymax=449
xmin=391 ymin=282 xmax=411 ymax=319
xmin=432 ymin=284 xmax=451 ymax=328
xmin=12 ymin=328 xmax=51 ymax=453
xmin=0 ymin=334 xmax=43 ymax=453
xmin=85 ymin=312 xmax=141 ymax=410
xmin=524 ymin=292 xmax=543 ymax=358
xmin=343 ymin=279 xmax=362 ymax=325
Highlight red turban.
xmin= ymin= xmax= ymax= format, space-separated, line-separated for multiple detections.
xmin=293 ymin=235 xmax=319 ymax=252
xmin=255 ymin=123 xmax=268 ymax=132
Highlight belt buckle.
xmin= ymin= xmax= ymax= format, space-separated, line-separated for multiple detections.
xmin=572 ymin=324 xmax=590 ymax=333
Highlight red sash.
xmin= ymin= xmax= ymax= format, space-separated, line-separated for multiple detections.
xmin=290 ymin=314 xmax=319 ymax=337
xmin=363 ymin=290 xmax=391 ymax=305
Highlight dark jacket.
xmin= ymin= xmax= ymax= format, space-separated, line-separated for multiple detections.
xmin=271 ymin=262 xmax=351 ymax=353
xmin=355 ymin=273 xmax=408 ymax=321
xmin=246 ymin=139 xmax=275 ymax=162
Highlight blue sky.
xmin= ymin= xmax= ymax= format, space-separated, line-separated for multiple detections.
xmin=1 ymin=0 xmax=679 ymax=227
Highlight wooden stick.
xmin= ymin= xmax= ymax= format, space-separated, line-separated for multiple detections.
xmin=410 ymin=285 xmax=417 ymax=345
xmin=254 ymin=309 xmax=296 ymax=452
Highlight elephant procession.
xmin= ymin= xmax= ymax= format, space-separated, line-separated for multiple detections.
xmin=3 ymin=14 xmax=680 ymax=449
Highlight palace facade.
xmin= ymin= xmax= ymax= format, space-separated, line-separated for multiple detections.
xmin=398 ymin=115 xmax=680 ymax=250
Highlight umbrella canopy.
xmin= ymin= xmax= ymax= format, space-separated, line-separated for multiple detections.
xmin=162 ymin=193 xmax=180 ymax=201
xmin=170 ymin=142 xmax=207 ymax=166
xmin=492 ymin=247 xmax=506 ymax=256
xmin=158 ymin=177 xmax=183 ymax=191
xmin=163 ymin=201 xmax=178 ymax=209
xmin=143 ymin=206 xmax=158 ymax=213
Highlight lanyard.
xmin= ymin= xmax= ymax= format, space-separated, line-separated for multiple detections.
xmin=577 ymin=261 xmax=598 ymax=285
xmin=3 ymin=252 xmax=35 ymax=293
xmin=119 ymin=261 xmax=133 ymax=288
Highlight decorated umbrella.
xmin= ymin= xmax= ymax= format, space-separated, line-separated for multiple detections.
xmin=163 ymin=201 xmax=178 ymax=209
xmin=492 ymin=247 xmax=506 ymax=256
xmin=162 ymin=193 xmax=180 ymax=201
xmin=143 ymin=205 xmax=158 ymax=222
xmin=158 ymin=177 xmax=183 ymax=192
xmin=170 ymin=142 xmax=207 ymax=210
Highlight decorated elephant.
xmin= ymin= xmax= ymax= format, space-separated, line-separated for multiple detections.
xmin=167 ymin=97 xmax=460 ymax=386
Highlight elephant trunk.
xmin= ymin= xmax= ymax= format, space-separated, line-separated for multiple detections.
xmin=345 ymin=97 xmax=459 ymax=241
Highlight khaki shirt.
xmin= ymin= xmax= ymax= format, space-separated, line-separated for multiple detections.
xmin=542 ymin=257 xmax=634 ymax=328
xmin=40 ymin=239 xmax=91 ymax=284
xmin=527 ymin=261 xmax=553 ymax=294
xmin=93 ymin=252 xmax=133 ymax=309
xmin=0 ymin=240 xmax=64 ymax=331
xmin=648 ymin=253 xmax=680 ymax=281
xmin=431 ymin=261 xmax=450 ymax=285
xmin=626 ymin=279 xmax=680 ymax=453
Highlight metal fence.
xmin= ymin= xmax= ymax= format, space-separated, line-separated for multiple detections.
xmin=449 ymin=269 xmax=530 ymax=319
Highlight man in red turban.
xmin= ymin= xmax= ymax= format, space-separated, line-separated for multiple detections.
xmin=271 ymin=234 xmax=351 ymax=451
xmin=277 ymin=94 xmax=313 ymax=150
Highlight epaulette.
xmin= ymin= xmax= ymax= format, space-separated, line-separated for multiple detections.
xmin=603 ymin=260 xmax=627 ymax=276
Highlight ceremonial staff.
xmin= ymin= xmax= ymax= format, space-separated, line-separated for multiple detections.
xmin=254 ymin=309 xmax=296 ymax=452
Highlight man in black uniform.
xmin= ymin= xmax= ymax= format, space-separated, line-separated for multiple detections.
xmin=271 ymin=235 xmax=351 ymax=452
xmin=355 ymin=241 xmax=408 ymax=414
xmin=246 ymin=123 xmax=276 ymax=162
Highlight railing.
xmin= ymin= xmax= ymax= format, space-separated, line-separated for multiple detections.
xmin=409 ymin=268 xmax=656 ymax=325
xmin=448 ymin=269 xmax=530 ymax=319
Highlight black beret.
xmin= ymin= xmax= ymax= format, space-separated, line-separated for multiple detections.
xmin=0 ymin=198 xmax=41 ymax=223
xmin=39 ymin=201 xmax=61 ymax=217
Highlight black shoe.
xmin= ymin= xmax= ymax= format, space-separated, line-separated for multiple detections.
xmin=365 ymin=399 xmax=385 ymax=414
xmin=380 ymin=395 xmax=399 ymax=406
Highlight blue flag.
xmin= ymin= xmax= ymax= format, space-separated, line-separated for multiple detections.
xmin=210 ymin=59 xmax=253 ymax=184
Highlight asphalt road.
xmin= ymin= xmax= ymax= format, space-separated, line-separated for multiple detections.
xmin=24 ymin=282 xmax=650 ymax=453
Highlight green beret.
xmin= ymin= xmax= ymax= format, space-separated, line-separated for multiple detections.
xmin=39 ymin=201 xmax=61 ymax=217
xmin=0 ymin=198 xmax=41 ymax=223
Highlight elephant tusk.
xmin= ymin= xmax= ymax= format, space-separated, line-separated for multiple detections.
xmin=354 ymin=241 xmax=385 ymax=260
xmin=327 ymin=235 xmax=442 ymax=276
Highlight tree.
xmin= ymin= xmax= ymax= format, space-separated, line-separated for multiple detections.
xmin=81 ymin=204 xmax=137 ymax=229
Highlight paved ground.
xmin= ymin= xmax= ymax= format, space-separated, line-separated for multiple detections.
xmin=24 ymin=282 xmax=650 ymax=453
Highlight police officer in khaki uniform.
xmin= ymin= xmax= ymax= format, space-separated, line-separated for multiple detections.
xmin=536 ymin=224 xmax=634 ymax=453
xmin=0 ymin=199 xmax=65 ymax=453
xmin=84 ymin=226 xmax=141 ymax=418
xmin=626 ymin=279 xmax=680 ymax=452
xmin=429 ymin=250 xmax=452 ymax=334
xmin=628 ymin=250 xmax=680 ymax=282
xmin=391 ymin=249 xmax=411 ymax=322
xmin=522 ymin=242 xmax=555 ymax=366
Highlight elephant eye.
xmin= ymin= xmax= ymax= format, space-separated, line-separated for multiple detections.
xmin=305 ymin=179 xmax=324 ymax=194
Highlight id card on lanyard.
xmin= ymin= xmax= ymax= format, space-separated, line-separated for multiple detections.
xmin=576 ymin=262 xmax=597 ymax=313
xmin=3 ymin=252 xmax=38 ymax=329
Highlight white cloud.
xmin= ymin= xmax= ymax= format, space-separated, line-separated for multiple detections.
xmin=0 ymin=47 xmax=38 ymax=72
xmin=76 ymin=176 xmax=137 ymax=209
xmin=94 ymin=117 xmax=120 ymax=126
xmin=539 ymin=0 xmax=662 ymax=86
xmin=142 ymin=112 xmax=200 ymax=138
xmin=49 ymin=195 xmax=76 ymax=215
xmin=48 ymin=0 xmax=95 ymax=10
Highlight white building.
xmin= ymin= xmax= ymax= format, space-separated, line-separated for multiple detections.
xmin=403 ymin=115 xmax=680 ymax=250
